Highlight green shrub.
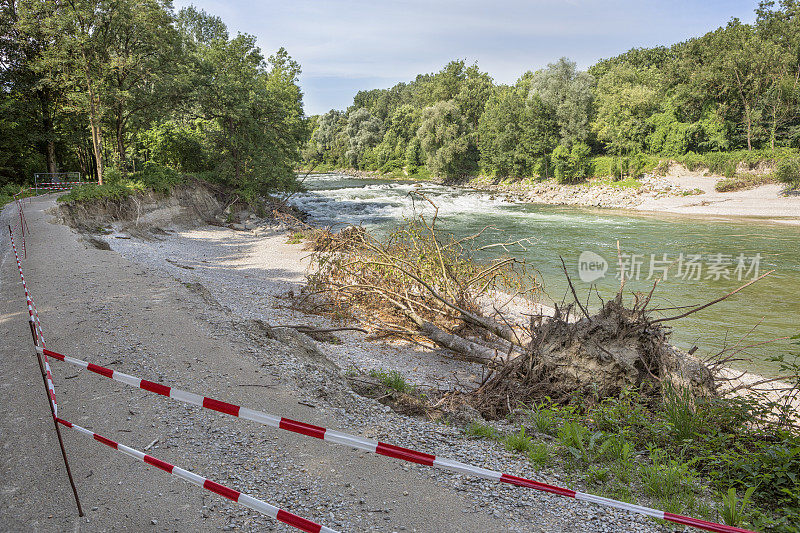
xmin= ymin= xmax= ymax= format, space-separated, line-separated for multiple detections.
xmin=775 ymin=158 xmax=800 ymax=187
xmin=465 ymin=421 xmax=498 ymax=440
xmin=568 ymin=142 xmax=592 ymax=182
xmin=715 ymin=173 xmax=773 ymax=192
xmin=368 ymin=369 xmax=414 ymax=393
xmin=551 ymin=144 xmax=571 ymax=183
xmin=504 ymin=426 xmax=534 ymax=453
xmin=57 ymin=180 xmax=145 ymax=203
xmin=135 ymin=164 xmax=184 ymax=193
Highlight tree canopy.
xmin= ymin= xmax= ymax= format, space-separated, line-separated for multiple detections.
xmin=303 ymin=1 xmax=800 ymax=181
xmin=1 ymin=0 xmax=307 ymax=196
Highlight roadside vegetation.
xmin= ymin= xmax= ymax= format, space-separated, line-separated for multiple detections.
xmin=465 ymin=378 xmax=800 ymax=532
xmin=302 ymin=1 xmax=800 ymax=190
xmin=1 ymin=1 xmax=307 ymax=204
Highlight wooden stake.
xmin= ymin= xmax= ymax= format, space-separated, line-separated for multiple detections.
xmin=28 ymin=320 xmax=84 ymax=517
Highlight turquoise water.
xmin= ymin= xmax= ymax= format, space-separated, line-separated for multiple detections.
xmin=292 ymin=173 xmax=800 ymax=376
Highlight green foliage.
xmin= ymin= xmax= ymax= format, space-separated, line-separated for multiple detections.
xmin=57 ymin=164 xmax=184 ymax=203
xmin=715 ymin=173 xmax=774 ymax=192
xmin=419 ymin=100 xmax=478 ymax=180
xmin=721 ymin=487 xmax=756 ymax=527
xmin=465 ymin=421 xmax=498 ymax=440
xmin=477 ymin=88 xmax=558 ymax=178
xmin=1 ymin=2 xmax=304 ymax=195
xmin=592 ymin=65 xmax=661 ymax=155
xmin=640 ymin=449 xmax=697 ymax=501
xmin=57 ymin=180 xmax=145 ymax=203
xmin=346 ymin=108 xmax=382 ymax=169
xmin=138 ymin=121 xmax=210 ymax=172
xmin=504 ymin=426 xmax=534 ymax=453
xmin=368 ymin=369 xmax=414 ymax=393
xmin=551 ymin=142 xmax=592 ymax=183
xmin=504 ymin=385 xmax=800 ymax=529
xmin=551 ymin=144 xmax=571 ymax=183
xmin=528 ymin=442 xmax=551 ymax=467
xmin=775 ymin=157 xmax=800 ymax=186
xmin=529 ymin=57 xmax=595 ymax=147
xmin=663 ymin=384 xmax=705 ymax=441
xmin=529 ymin=406 xmax=558 ymax=435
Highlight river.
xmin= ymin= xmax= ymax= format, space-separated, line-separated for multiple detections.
xmin=291 ymin=173 xmax=800 ymax=377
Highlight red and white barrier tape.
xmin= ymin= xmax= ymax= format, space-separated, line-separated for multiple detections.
xmin=54 ymin=417 xmax=337 ymax=533
xmin=36 ymin=181 xmax=93 ymax=186
xmin=43 ymin=347 xmax=754 ymax=533
xmin=9 ymin=228 xmax=56 ymax=415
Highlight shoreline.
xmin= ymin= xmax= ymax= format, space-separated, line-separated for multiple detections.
xmin=306 ymin=167 xmax=800 ymax=224
xmin=100 ymin=206 xmax=793 ymax=403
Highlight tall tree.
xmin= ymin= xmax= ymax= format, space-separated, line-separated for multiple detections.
xmin=345 ymin=108 xmax=382 ymax=169
xmin=418 ymin=100 xmax=477 ymax=180
xmin=592 ymin=65 xmax=661 ymax=154
xmin=102 ymin=0 xmax=185 ymax=171
xmin=530 ymin=57 xmax=595 ymax=146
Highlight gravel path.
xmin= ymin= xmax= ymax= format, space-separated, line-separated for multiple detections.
xmin=1 ymin=195 xmax=664 ymax=532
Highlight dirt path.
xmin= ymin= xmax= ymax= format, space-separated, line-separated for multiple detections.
xmin=0 ymin=195 xmax=659 ymax=532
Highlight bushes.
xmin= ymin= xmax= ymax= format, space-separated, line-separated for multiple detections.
xmin=57 ymin=181 xmax=145 ymax=203
xmin=57 ymin=164 xmax=185 ymax=203
xmin=553 ymin=142 xmax=592 ymax=183
xmin=1 ymin=183 xmax=24 ymax=206
xmin=462 ymin=386 xmax=800 ymax=530
xmin=775 ymin=158 xmax=800 ymax=187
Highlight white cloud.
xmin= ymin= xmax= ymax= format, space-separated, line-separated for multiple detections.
xmin=174 ymin=0 xmax=758 ymax=114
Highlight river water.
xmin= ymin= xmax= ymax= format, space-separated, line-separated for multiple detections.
xmin=291 ymin=173 xmax=800 ymax=376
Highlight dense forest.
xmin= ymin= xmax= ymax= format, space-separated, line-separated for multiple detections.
xmin=303 ymin=1 xmax=800 ymax=185
xmin=0 ymin=0 xmax=306 ymax=200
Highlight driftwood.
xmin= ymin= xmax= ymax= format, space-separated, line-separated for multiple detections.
xmin=298 ymin=199 xmax=780 ymax=418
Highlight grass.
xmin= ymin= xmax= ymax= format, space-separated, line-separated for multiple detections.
xmin=286 ymin=231 xmax=305 ymax=244
xmin=461 ymin=382 xmax=800 ymax=531
xmin=465 ymin=421 xmax=499 ymax=439
xmin=528 ymin=442 xmax=551 ymax=467
xmin=58 ymin=165 xmax=185 ymax=203
xmin=504 ymin=426 xmax=534 ymax=453
xmin=368 ymin=368 xmax=415 ymax=393
xmin=1 ymin=183 xmax=32 ymax=207
xmin=715 ymin=172 xmax=774 ymax=192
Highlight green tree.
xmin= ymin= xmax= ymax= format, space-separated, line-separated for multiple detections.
xmin=477 ymin=87 xmax=558 ymax=178
xmin=345 ymin=108 xmax=382 ymax=169
xmin=530 ymin=57 xmax=595 ymax=146
xmin=101 ymin=0 xmax=185 ymax=171
xmin=192 ymin=29 xmax=305 ymax=194
xmin=418 ymin=100 xmax=478 ymax=180
xmin=592 ymin=65 xmax=661 ymax=154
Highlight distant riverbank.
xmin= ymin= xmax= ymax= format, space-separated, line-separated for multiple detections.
xmin=307 ymin=167 xmax=800 ymax=224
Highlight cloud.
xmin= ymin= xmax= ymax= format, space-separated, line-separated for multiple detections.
xmin=174 ymin=0 xmax=759 ymax=114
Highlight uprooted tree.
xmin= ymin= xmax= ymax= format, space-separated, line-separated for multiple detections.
xmin=294 ymin=195 xmax=775 ymax=418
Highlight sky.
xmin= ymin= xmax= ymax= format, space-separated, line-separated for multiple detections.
xmin=173 ymin=0 xmax=760 ymax=116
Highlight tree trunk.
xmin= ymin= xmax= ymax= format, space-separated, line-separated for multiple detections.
xmin=82 ymin=50 xmax=104 ymax=184
xmin=116 ymin=116 xmax=126 ymax=175
xmin=771 ymin=105 xmax=777 ymax=151
xmin=745 ymin=103 xmax=752 ymax=151
xmin=39 ymin=90 xmax=59 ymax=175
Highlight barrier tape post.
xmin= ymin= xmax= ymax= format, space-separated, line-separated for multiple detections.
xmin=55 ymin=417 xmax=337 ymax=533
xmin=29 ymin=322 xmax=84 ymax=517
xmin=10 ymin=224 xmax=84 ymax=517
xmin=41 ymin=346 xmax=756 ymax=533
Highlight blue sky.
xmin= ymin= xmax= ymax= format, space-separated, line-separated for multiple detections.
xmin=173 ymin=0 xmax=760 ymax=115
